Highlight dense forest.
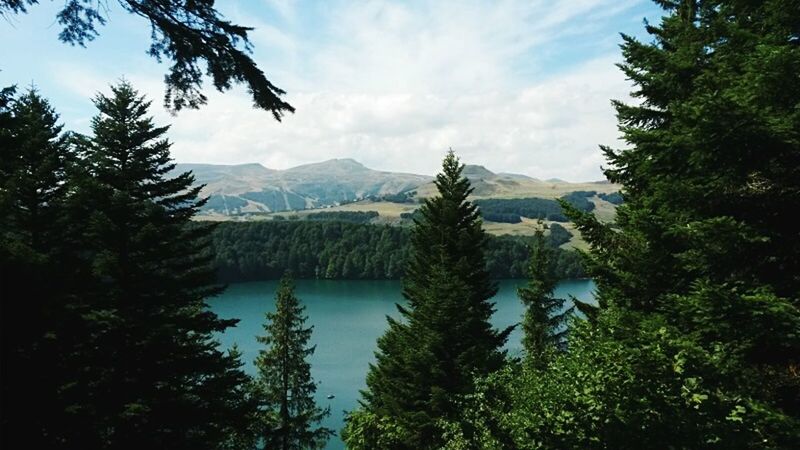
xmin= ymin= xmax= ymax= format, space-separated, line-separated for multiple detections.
xmin=206 ymin=221 xmax=583 ymax=282
xmin=473 ymin=191 xmax=595 ymax=223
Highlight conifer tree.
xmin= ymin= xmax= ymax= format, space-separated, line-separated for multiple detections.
xmin=344 ymin=151 xmax=510 ymax=450
xmin=253 ymin=274 xmax=332 ymax=450
xmin=0 ymin=88 xmax=81 ymax=447
xmin=556 ymin=0 xmax=800 ymax=443
xmin=68 ymin=81 xmax=254 ymax=449
xmin=517 ymin=228 xmax=572 ymax=366
xmin=443 ymin=2 xmax=799 ymax=448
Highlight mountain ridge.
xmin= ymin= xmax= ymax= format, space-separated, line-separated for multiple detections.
xmin=174 ymin=158 xmax=618 ymax=216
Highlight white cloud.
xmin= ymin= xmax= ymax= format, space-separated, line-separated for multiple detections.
xmin=49 ymin=0 xmax=643 ymax=181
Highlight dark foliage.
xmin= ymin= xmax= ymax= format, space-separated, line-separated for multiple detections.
xmin=474 ymin=193 xmax=595 ymax=223
xmin=598 ymin=191 xmax=623 ymax=205
xmin=481 ymin=211 xmax=522 ymax=223
xmin=343 ymin=152 xmax=512 ymax=449
xmin=0 ymin=88 xmax=81 ymax=447
xmin=518 ymin=230 xmax=574 ymax=366
xmin=445 ymin=1 xmax=800 ymax=448
xmin=1 ymin=83 xmax=255 ymax=448
xmin=368 ymin=191 xmax=417 ymax=203
xmin=204 ymin=220 xmax=584 ymax=282
xmin=253 ymin=274 xmax=333 ymax=450
xmin=304 ymin=210 xmax=378 ymax=223
xmin=559 ymin=190 xmax=596 ymax=212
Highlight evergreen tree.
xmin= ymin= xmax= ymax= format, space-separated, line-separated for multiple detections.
xmin=0 ymin=88 xmax=83 ymax=447
xmin=444 ymin=2 xmax=800 ymax=448
xmin=517 ymin=228 xmax=572 ymax=366
xmin=68 ymin=81 xmax=254 ymax=449
xmin=567 ymin=0 xmax=800 ymax=418
xmin=344 ymin=151 xmax=511 ymax=450
xmin=253 ymin=274 xmax=332 ymax=450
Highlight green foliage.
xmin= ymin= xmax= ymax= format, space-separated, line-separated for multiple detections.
xmin=65 ymin=82 xmax=253 ymax=448
xmin=444 ymin=306 xmax=800 ymax=449
xmin=445 ymin=1 xmax=800 ymax=448
xmin=559 ymin=191 xmax=596 ymax=213
xmin=1 ymin=0 xmax=293 ymax=116
xmin=597 ymin=191 xmax=623 ymax=205
xmin=518 ymin=230 xmax=573 ymax=366
xmin=480 ymin=211 xmax=522 ymax=223
xmin=253 ymin=274 xmax=333 ymax=450
xmin=367 ymin=191 xmax=417 ymax=203
xmin=2 ymin=83 xmax=258 ymax=448
xmin=303 ymin=210 xmax=379 ymax=223
xmin=204 ymin=221 xmax=585 ymax=282
xmin=545 ymin=223 xmax=572 ymax=247
xmin=344 ymin=151 xmax=511 ymax=449
xmin=341 ymin=410 xmax=412 ymax=450
xmin=474 ymin=193 xmax=595 ymax=223
xmin=569 ymin=0 xmax=800 ymax=416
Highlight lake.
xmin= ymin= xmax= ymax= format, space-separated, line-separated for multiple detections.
xmin=208 ymin=278 xmax=595 ymax=449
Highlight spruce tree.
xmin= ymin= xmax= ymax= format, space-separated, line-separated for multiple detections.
xmin=562 ymin=0 xmax=800 ymax=442
xmin=344 ymin=151 xmax=510 ymax=450
xmin=517 ymin=228 xmax=572 ymax=366
xmin=0 ymin=88 xmax=82 ymax=447
xmin=253 ymin=274 xmax=333 ymax=450
xmin=68 ymin=81 xmax=254 ymax=449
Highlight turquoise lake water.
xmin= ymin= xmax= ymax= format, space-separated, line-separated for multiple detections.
xmin=208 ymin=278 xmax=595 ymax=449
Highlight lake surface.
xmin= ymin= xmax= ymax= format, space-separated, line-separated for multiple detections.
xmin=208 ymin=279 xmax=595 ymax=450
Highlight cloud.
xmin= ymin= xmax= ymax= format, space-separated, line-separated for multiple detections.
xmin=46 ymin=0 xmax=645 ymax=181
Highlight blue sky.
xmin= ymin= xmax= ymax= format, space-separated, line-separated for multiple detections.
xmin=1 ymin=0 xmax=663 ymax=181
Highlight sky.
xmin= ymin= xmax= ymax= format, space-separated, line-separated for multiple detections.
xmin=1 ymin=0 xmax=663 ymax=181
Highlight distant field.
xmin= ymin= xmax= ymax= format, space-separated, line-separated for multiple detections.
xmin=272 ymin=200 xmax=417 ymax=222
xmin=194 ymin=194 xmax=618 ymax=251
xmin=413 ymin=178 xmax=620 ymax=200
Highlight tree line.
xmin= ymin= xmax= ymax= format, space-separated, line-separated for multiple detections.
xmin=473 ymin=191 xmax=596 ymax=223
xmin=204 ymin=220 xmax=584 ymax=282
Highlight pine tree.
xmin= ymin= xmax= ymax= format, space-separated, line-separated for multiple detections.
xmin=517 ymin=228 xmax=572 ymax=366
xmin=67 ymin=81 xmax=254 ymax=449
xmin=0 ymin=88 xmax=82 ymax=447
xmin=253 ymin=274 xmax=332 ymax=450
xmin=344 ymin=151 xmax=511 ymax=450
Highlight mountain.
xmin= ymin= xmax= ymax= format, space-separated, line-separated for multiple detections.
xmin=412 ymin=165 xmax=618 ymax=200
xmin=174 ymin=159 xmax=433 ymax=215
xmin=174 ymin=158 xmax=620 ymax=217
xmin=462 ymin=164 xmax=496 ymax=179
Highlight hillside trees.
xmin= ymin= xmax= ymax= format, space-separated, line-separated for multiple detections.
xmin=342 ymin=151 xmax=511 ymax=449
xmin=253 ymin=274 xmax=332 ymax=450
xmin=1 ymin=0 xmax=293 ymax=117
xmin=205 ymin=220 xmax=584 ymax=282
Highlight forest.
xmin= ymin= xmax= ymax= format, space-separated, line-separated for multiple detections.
xmin=2 ymin=1 xmax=799 ymax=449
xmin=473 ymin=191 xmax=595 ymax=223
xmin=206 ymin=220 xmax=583 ymax=282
